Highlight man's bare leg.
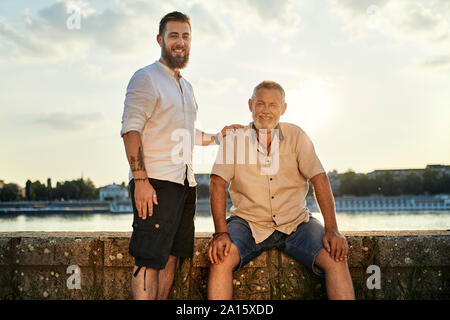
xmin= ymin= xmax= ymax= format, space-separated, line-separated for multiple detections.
xmin=314 ymin=248 xmax=355 ymax=300
xmin=157 ymin=255 xmax=178 ymax=300
xmin=207 ymin=244 xmax=241 ymax=300
xmin=131 ymin=265 xmax=158 ymax=300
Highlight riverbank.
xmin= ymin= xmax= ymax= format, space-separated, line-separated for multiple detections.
xmin=2 ymin=195 xmax=449 ymax=214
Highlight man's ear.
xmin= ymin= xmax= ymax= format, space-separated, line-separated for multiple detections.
xmin=281 ymin=103 xmax=287 ymax=115
xmin=248 ymin=99 xmax=253 ymax=112
xmin=157 ymin=34 xmax=162 ymax=47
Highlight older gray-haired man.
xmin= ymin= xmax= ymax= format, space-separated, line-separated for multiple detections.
xmin=207 ymin=80 xmax=355 ymax=300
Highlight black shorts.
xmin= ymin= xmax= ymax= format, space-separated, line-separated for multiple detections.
xmin=128 ymin=176 xmax=196 ymax=270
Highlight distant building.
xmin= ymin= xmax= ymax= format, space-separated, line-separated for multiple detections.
xmin=426 ymin=164 xmax=450 ymax=175
xmin=99 ymin=184 xmax=128 ymax=201
xmin=0 ymin=180 xmax=4 ymax=189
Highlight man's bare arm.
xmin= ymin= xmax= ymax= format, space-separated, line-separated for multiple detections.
xmin=310 ymin=172 xmax=338 ymax=231
xmin=208 ymin=174 xmax=231 ymax=264
xmin=122 ymin=131 xmax=148 ymax=179
xmin=209 ymin=174 xmax=229 ymax=232
xmin=196 ymin=129 xmax=216 ymax=146
xmin=122 ymin=131 xmax=158 ymax=219
xmin=310 ymin=172 xmax=348 ymax=262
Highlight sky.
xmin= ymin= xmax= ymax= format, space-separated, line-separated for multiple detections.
xmin=0 ymin=0 xmax=449 ymax=188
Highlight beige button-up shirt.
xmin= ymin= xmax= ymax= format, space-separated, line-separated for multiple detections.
xmin=120 ymin=61 xmax=199 ymax=186
xmin=211 ymin=122 xmax=325 ymax=244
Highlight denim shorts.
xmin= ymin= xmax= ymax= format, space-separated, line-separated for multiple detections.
xmin=227 ymin=214 xmax=325 ymax=277
xmin=128 ymin=177 xmax=196 ymax=270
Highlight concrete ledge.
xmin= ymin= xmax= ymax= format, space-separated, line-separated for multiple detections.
xmin=0 ymin=231 xmax=449 ymax=300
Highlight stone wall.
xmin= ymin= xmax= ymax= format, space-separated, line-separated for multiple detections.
xmin=0 ymin=231 xmax=448 ymax=300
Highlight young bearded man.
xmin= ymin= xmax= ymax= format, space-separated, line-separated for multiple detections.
xmin=120 ymin=11 xmax=242 ymax=300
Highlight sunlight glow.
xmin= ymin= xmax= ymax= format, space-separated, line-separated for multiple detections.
xmin=284 ymin=81 xmax=334 ymax=132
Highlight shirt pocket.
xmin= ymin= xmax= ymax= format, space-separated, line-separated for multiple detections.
xmin=278 ymin=151 xmax=301 ymax=179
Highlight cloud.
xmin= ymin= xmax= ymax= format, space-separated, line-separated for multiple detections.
xmin=415 ymin=54 xmax=450 ymax=70
xmin=187 ymin=2 xmax=235 ymax=48
xmin=213 ymin=0 xmax=302 ymax=36
xmin=34 ymin=112 xmax=103 ymax=130
xmin=0 ymin=19 xmax=54 ymax=57
xmin=0 ymin=0 xmax=307 ymax=62
xmin=330 ymin=0 xmax=450 ymax=73
xmin=240 ymin=0 xmax=299 ymax=23
xmin=331 ymin=0 xmax=390 ymax=16
xmin=0 ymin=0 xmax=166 ymax=60
xmin=192 ymin=77 xmax=240 ymax=96
xmin=331 ymin=0 xmax=450 ymax=43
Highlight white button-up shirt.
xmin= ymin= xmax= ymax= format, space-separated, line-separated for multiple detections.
xmin=120 ymin=60 xmax=199 ymax=186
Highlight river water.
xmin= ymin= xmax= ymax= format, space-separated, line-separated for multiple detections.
xmin=0 ymin=210 xmax=449 ymax=232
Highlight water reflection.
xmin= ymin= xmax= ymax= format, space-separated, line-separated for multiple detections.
xmin=0 ymin=211 xmax=449 ymax=232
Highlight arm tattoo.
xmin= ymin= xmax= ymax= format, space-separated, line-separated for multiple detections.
xmin=130 ymin=146 xmax=146 ymax=172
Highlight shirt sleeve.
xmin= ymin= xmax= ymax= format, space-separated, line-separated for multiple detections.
xmin=211 ymin=135 xmax=235 ymax=183
xmin=296 ymin=130 xmax=325 ymax=180
xmin=194 ymin=129 xmax=204 ymax=146
xmin=120 ymin=69 xmax=158 ymax=137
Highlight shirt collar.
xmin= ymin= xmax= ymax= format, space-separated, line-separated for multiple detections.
xmin=249 ymin=122 xmax=284 ymax=144
xmin=156 ymin=60 xmax=182 ymax=80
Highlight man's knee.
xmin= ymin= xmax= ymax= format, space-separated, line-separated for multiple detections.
xmin=314 ymin=249 xmax=349 ymax=274
xmin=210 ymin=244 xmax=240 ymax=271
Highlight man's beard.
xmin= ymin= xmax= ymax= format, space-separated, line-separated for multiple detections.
xmin=254 ymin=116 xmax=277 ymax=131
xmin=161 ymin=41 xmax=190 ymax=69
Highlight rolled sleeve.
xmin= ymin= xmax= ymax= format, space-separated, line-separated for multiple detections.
xmin=120 ymin=69 xmax=157 ymax=137
xmin=194 ymin=129 xmax=204 ymax=146
xmin=297 ymin=131 xmax=325 ymax=180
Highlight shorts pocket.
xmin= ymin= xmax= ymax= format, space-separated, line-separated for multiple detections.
xmin=129 ymin=219 xmax=170 ymax=260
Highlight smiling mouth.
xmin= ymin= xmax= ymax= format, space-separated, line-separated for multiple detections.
xmin=172 ymin=48 xmax=185 ymax=55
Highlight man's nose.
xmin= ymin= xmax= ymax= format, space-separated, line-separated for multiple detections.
xmin=176 ymin=36 xmax=185 ymax=47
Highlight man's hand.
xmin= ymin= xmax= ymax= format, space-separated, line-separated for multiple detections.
xmin=208 ymin=232 xmax=232 ymax=264
xmin=323 ymin=230 xmax=348 ymax=262
xmin=218 ymin=124 xmax=245 ymax=143
xmin=134 ymin=180 xmax=158 ymax=220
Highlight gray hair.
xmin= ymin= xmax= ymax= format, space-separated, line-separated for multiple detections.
xmin=251 ymin=80 xmax=286 ymax=104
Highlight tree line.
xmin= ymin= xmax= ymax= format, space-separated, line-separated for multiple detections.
xmin=0 ymin=178 xmax=100 ymax=202
xmin=334 ymin=169 xmax=450 ymax=197
xmin=1 ymin=168 xmax=449 ymax=202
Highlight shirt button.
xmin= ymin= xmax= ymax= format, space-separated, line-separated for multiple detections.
xmin=270 ymin=178 xmax=273 ymax=181
xmin=271 ymin=196 xmax=274 ymax=199
xmin=273 ymin=214 xmax=276 ymax=218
